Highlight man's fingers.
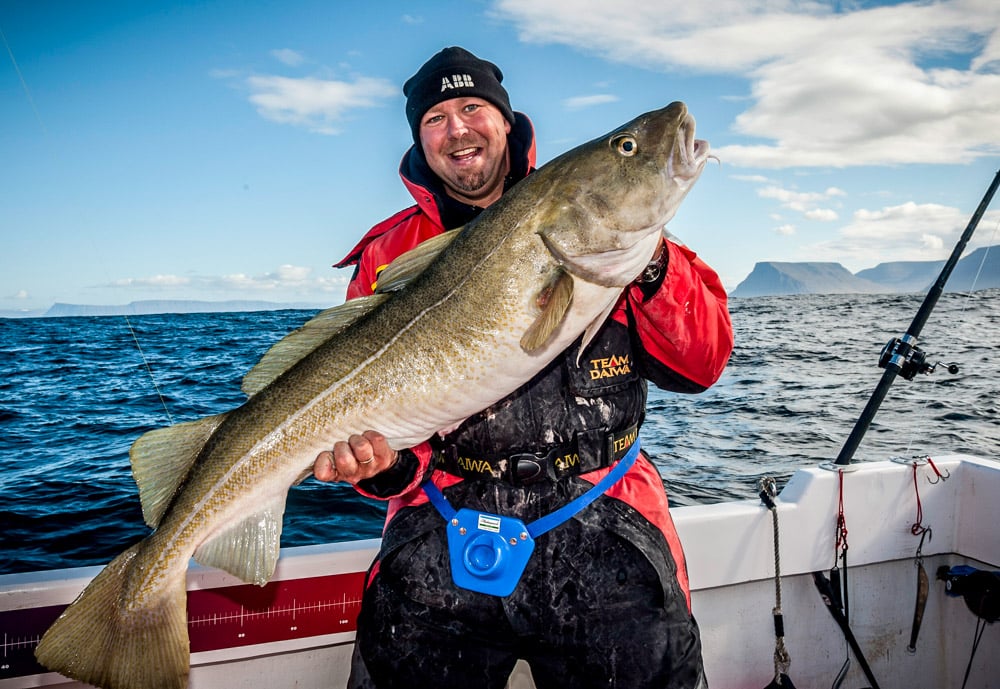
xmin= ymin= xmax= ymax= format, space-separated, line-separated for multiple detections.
xmin=313 ymin=450 xmax=337 ymax=482
xmin=314 ymin=432 xmax=399 ymax=485
xmin=347 ymin=434 xmax=376 ymax=465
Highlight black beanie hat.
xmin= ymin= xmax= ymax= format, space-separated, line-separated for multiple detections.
xmin=403 ymin=46 xmax=515 ymax=142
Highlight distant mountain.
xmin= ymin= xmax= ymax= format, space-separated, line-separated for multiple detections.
xmin=855 ymin=260 xmax=945 ymax=293
xmin=731 ymin=262 xmax=885 ymax=298
xmin=732 ymin=245 xmax=1000 ymax=297
xmin=39 ymin=300 xmax=328 ymax=318
xmin=937 ymin=246 xmax=1000 ymax=291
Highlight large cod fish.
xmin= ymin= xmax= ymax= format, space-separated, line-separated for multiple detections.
xmin=35 ymin=101 xmax=711 ymax=689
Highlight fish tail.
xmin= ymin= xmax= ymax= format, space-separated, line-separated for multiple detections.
xmin=35 ymin=542 xmax=189 ymax=689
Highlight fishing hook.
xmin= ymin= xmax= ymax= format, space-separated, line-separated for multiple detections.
xmin=926 ymin=457 xmax=950 ymax=484
xmin=914 ymin=525 xmax=932 ymax=560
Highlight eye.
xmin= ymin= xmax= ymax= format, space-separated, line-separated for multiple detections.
xmin=612 ymin=134 xmax=638 ymax=157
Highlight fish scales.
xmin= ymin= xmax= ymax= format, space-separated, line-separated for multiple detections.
xmin=35 ymin=101 xmax=711 ymax=689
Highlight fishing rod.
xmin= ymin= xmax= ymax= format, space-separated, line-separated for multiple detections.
xmin=834 ymin=169 xmax=1000 ymax=466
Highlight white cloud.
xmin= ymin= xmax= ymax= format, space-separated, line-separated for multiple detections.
xmin=805 ymin=208 xmax=838 ymax=222
xmin=843 ymin=202 xmax=959 ymax=241
xmin=7 ymin=289 xmax=30 ymax=300
xmin=732 ymin=174 xmax=771 ymax=184
xmin=105 ymin=266 xmax=349 ymax=296
xmin=111 ymin=275 xmax=191 ymax=288
xmin=564 ymin=94 xmax=619 ymax=110
xmin=271 ymin=49 xmax=306 ymax=67
xmin=808 ymin=203 xmax=1000 ymax=268
xmin=755 ymin=182 xmax=843 ymax=220
xmin=492 ymin=0 xmax=1000 ymax=168
xmin=775 ymin=224 xmax=796 ymax=236
xmin=247 ymin=75 xmax=397 ymax=135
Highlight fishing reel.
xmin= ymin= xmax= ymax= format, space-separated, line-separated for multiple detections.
xmin=878 ymin=334 xmax=960 ymax=381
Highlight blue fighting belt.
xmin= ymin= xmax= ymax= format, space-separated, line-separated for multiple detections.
xmin=423 ymin=438 xmax=641 ymax=597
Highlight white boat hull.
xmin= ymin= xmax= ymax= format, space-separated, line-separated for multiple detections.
xmin=3 ymin=454 xmax=997 ymax=689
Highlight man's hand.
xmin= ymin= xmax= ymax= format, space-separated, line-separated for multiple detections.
xmin=313 ymin=430 xmax=399 ymax=485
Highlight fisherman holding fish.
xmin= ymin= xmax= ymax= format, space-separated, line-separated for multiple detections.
xmin=315 ymin=47 xmax=733 ymax=689
xmin=34 ymin=45 xmax=732 ymax=689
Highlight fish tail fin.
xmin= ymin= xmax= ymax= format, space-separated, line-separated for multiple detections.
xmin=35 ymin=543 xmax=190 ymax=689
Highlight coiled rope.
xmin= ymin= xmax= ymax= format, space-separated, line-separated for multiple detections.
xmin=758 ymin=476 xmax=793 ymax=687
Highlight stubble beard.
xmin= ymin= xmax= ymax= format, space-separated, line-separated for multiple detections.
xmin=451 ymin=171 xmax=489 ymax=194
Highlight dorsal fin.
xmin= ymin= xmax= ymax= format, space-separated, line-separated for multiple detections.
xmin=520 ymin=268 xmax=574 ymax=352
xmin=240 ymin=294 xmax=389 ymax=396
xmin=129 ymin=414 xmax=228 ymax=528
xmin=240 ymin=229 xmax=461 ymax=397
xmin=375 ymin=228 xmax=462 ymax=293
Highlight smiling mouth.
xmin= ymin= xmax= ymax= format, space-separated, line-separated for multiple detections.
xmin=449 ymin=146 xmax=480 ymax=160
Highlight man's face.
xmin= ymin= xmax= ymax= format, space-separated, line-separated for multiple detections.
xmin=418 ymin=97 xmax=512 ymax=208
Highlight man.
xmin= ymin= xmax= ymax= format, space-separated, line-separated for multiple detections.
xmin=314 ymin=47 xmax=733 ymax=689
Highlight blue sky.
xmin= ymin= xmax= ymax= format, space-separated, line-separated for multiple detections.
xmin=2 ymin=0 xmax=999 ymax=313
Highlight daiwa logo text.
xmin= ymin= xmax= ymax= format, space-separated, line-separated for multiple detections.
xmin=588 ymin=354 xmax=632 ymax=380
xmin=612 ymin=427 xmax=639 ymax=455
xmin=457 ymin=456 xmax=493 ymax=474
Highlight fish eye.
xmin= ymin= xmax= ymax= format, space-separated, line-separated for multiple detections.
xmin=612 ymin=134 xmax=638 ymax=157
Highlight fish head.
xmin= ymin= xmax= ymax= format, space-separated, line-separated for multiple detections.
xmin=536 ymin=101 xmax=711 ymax=287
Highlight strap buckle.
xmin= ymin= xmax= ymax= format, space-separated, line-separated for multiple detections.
xmin=508 ymin=453 xmax=545 ymax=485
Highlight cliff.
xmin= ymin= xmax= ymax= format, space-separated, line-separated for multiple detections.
xmin=732 ymin=245 xmax=1000 ymax=297
xmin=41 ymin=300 xmax=327 ymax=318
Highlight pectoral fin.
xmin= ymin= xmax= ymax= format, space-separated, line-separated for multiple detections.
xmin=130 ymin=414 xmax=228 ymax=528
xmin=520 ymin=269 xmax=574 ymax=352
xmin=194 ymin=494 xmax=286 ymax=586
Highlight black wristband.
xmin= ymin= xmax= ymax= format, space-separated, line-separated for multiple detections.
xmin=355 ymin=448 xmax=420 ymax=498
xmin=636 ymin=245 xmax=668 ymax=301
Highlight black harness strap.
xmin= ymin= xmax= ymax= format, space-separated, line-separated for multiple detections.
xmin=434 ymin=423 xmax=639 ymax=484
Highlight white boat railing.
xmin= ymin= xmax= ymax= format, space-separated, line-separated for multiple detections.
xmin=2 ymin=454 xmax=997 ymax=689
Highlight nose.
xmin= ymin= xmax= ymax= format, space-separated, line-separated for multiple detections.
xmin=446 ymin=114 xmax=469 ymax=139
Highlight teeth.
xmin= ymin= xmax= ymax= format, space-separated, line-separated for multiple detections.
xmin=452 ymin=147 xmax=477 ymax=157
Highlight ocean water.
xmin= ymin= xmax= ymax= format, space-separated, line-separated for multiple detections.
xmin=1 ymin=290 xmax=998 ymax=575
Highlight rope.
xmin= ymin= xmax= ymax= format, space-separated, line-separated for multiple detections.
xmin=758 ymin=477 xmax=791 ymax=684
xmin=908 ymin=462 xmax=934 ymax=543
xmin=834 ymin=469 xmax=849 ymax=565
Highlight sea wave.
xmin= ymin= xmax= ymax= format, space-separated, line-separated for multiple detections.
xmin=1 ymin=291 xmax=997 ymax=574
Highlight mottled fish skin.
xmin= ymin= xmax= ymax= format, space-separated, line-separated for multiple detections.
xmin=35 ymin=101 xmax=710 ymax=689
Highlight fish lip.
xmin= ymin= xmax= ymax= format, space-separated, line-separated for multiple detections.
xmin=670 ymin=113 xmax=710 ymax=183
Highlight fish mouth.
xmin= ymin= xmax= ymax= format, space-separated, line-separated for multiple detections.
xmin=670 ymin=113 xmax=711 ymax=187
